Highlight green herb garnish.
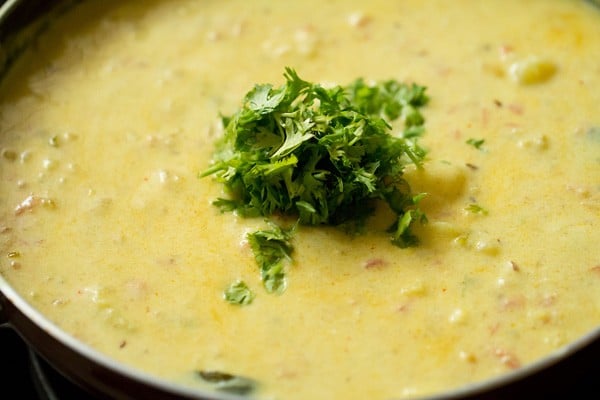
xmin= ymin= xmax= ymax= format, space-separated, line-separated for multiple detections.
xmin=388 ymin=198 xmax=428 ymax=248
xmin=223 ymin=280 xmax=255 ymax=305
xmin=197 ymin=370 xmax=256 ymax=396
xmin=247 ymin=222 xmax=294 ymax=294
xmin=587 ymin=126 xmax=600 ymax=142
xmin=466 ymin=138 xmax=485 ymax=150
xmin=201 ymin=67 xmax=429 ymax=247
xmin=465 ymin=203 xmax=488 ymax=215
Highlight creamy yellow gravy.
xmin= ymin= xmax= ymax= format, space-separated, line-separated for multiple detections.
xmin=1 ymin=0 xmax=599 ymax=399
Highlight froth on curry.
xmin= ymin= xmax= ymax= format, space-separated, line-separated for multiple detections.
xmin=0 ymin=1 xmax=599 ymax=399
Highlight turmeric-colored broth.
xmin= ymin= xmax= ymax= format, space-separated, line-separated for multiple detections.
xmin=1 ymin=1 xmax=599 ymax=399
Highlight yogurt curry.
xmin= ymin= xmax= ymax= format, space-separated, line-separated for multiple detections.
xmin=1 ymin=0 xmax=599 ymax=399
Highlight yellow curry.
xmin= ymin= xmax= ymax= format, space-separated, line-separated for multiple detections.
xmin=0 ymin=0 xmax=599 ymax=399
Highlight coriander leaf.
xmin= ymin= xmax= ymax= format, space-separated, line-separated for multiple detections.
xmin=247 ymin=84 xmax=285 ymax=113
xmin=247 ymin=222 xmax=294 ymax=294
xmin=223 ymin=280 xmax=255 ymax=305
xmin=347 ymin=78 xmax=429 ymax=123
xmin=197 ymin=370 xmax=256 ymax=396
xmin=465 ymin=203 xmax=488 ymax=215
xmin=387 ymin=193 xmax=428 ymax=248
xmin=587 ymin=126 xmax=600 ymax=142
xmin=270 ymin=121 xmax=314 ymax=158
xmin=466 ymin=138 xmax=485 ymax=150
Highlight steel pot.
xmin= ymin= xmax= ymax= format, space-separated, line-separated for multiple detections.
xmin=0 ymin=0 xmax=598 ymax=399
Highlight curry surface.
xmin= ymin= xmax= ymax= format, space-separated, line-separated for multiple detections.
xmin=0 ymin=0 xmax=599 ymax=399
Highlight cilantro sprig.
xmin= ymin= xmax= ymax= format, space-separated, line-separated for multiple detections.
xmin=202 ymin=67 xmax=428 ymax=248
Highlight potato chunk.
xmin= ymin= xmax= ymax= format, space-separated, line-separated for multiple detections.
xmin=508 ymin=56 xmax=557 ymax=85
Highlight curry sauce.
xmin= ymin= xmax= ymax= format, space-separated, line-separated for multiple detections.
xmin=0 ymin=1 xmax=599 ymax=399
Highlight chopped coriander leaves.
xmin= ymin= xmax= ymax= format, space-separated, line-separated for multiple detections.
xmin=201 ymin=68 xmax=429 ymax=246
xmin=466 ymin=138 xmax=485 ymax=150
xmin=223 ymin=280 xmax=255 ymax=305
xmin=202 ymin=68 xmax=430 ymax=300
xmin=388 ymin=194 xmax=428 ymax=248
xmin=196 ymin=370 xmax=256 ymax=396
xmin=465 ymin=203 xmax=488 ymax=215
xmin=587 ymin=126 xmax=600 ymax=142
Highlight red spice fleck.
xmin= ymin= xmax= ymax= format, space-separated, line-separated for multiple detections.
xmin=499 ymin=294 xmax=526 ymax=311
xmin=591 ymin=265 xmax=600 ymax=276
xmin=504 ymin=122 xmax=522 ymax=130
xmin=499 ymin=45 xmax=514 ymax=57
xmin=494 ymin=348 xmax=521 ymax=369
xmin=437 ymin=66 xmax=453 ymax=77
xmin=276 ymin=368 xmax=298 ymax=379
xmin=507 ymin=104 xmax=524 ymax=115
xmin=363 ymin=258 xmax=386 ymax=269
xmin=488 ymin=323 xmax=500 ymax=335
xmin=481 ymin=108 xmax=490 ymax=127
xmin=396 ymin=303 xmax=411 ymax=313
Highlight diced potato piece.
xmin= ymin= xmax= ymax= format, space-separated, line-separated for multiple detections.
xmin=448 ymin=308 xmax=466 ymax=324
xmin=516 ymin=134 xmax=549 ymax=150
xmin=404 ymin=161 xmax=467 ymax=200
xmin=347 ymin=11 xmax=371 ymax=28
xmin=508 ymin=56 xmax=557 ymax=85
xmin=399 ymin=280 xmax=427 ymax=297
xmin=454 ymin=230 xmax=501 ymax=256
xmin=428 ymin=221 xmax=463 ymax=238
